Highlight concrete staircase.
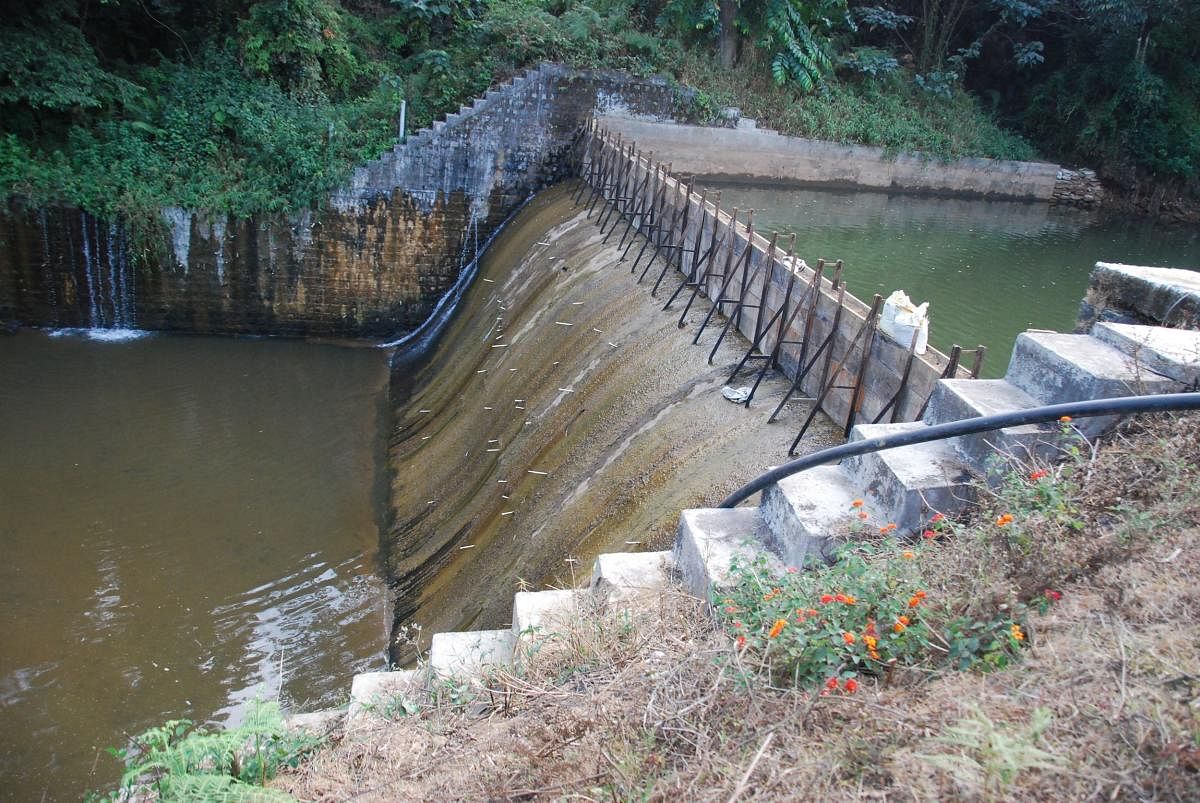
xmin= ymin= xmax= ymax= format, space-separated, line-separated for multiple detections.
xmin=675 ymin=323 xmax=1200 ymax=600
xmin=291 ymin=319 xmax=1198 ymax=732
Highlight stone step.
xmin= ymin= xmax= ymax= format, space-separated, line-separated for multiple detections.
xmin=1091 ymin=322 xmax=1200 ymax=386
xmin=674 ymin=507 xmax=783 ymax=602
xmin=429 ymin=629 xmax=515 ymax=680
xmin=760 ymin=465 xmax=861 ymax=568
xmin=841 ymin=422 xmax=975 ymax=528
xmin=923 ymin=379 xmax=1061 ymax=469
xmin=589 ymin=550 xmax=674 ymax=603
xmin=1006 ymin=331 xmax=1179 ymax=435
xmin=347 ymin=669 xmax=422 ymax=722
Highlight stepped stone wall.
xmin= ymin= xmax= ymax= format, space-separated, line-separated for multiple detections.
xmin=1051 ymin=168 xmax=1104 ymax=208
xmin=0 ymin=65 xmax=679 ymax=338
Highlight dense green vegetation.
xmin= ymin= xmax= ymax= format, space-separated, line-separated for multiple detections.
xmin=1 ymin=0 xmax=1196 ymax=219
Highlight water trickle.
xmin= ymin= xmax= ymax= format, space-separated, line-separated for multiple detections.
xmin=80 ymin=211 xmax=101 ymax=326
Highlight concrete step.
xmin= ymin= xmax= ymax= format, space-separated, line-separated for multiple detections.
xmin=1091 ymin=322 xmax=1200 ymax=386
xmin=923 ymin=379 xmax=1061 ymax=469
xmin=512 ymin=589 xmax=577 ymax=638
xmin=347 ymin=669 xmax=422 ymax=722
xmin=429 ymin=629 xmax=515 ymax=680
xmin=674 ymin=507 xmax=783 ymax=602
xmin=760 ymin=465 xmax=861 ymax=568
xmin=1006 ymin=331 xmax=1179 ymax=435
xmin=841 ymin=422 xmax=975 ymax=528
xmin=589 ymin=550 xmax=674 ymax=603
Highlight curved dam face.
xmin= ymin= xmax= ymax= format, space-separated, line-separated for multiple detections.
xmin=385 ymin=184 xmax=839 ymax=659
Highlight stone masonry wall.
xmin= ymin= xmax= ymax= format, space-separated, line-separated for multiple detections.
xmin=0 ymin=65 xmax=679 ymax=338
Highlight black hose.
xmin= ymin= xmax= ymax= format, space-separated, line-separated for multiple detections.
xmin=718 ymin=392 xmax=1200 ymax=508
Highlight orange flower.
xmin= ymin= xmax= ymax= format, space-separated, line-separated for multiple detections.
xmin=736 ymin=635 xmax=746 ymax=649
xmin=769 ymin=619 xmax=787 ymax=639
xmin=1011 ymin=623 xmax=1025 ymax=641
xmin=835 ymin=593 xmax=848 ymax=603
xmin=842 ymin=631 xmax=856 ymax=645
xmin=922 ymin=529 xmax=936 ymax=539
xmin=899 ymin=615 xmax=910 ymax=626
xmin=865 ymin=619 xmax=878 ymax=637
xmin=864 ymin=635 xmax=877 ymax=650
xmin=820 ymin=594 xmax=835 ymax=604
xmin=995 ymin=513 xmax=1015 ymax=527
xmin=908 ymin=595 xmax=922 ymax=608
xmin=843 ymin=595 xmax=857 ymax=605
xmin=901 ymin=550 xmax=915 ymax=560
xmin=857 ymin=511 xmax=869 ymax=520
xmin=931 ymin=513 xmax=945 ymax=523
xmin=1059 ymin=415 xmax=1072 ymax=423
xmin=879 ymin=522 xmax=898 ymax=534
xmin=807 ymin=609 xmax=819 ymax=617
xmin=1029 ymin=469 xmax=1049 ymax=481
xmin=893 ymin=621 xmax=906 ymax=634
xmin=825 ymin=677 xmax=839 ymax=691
xmin=851 ymin=499 xmax=864 ymax=508
xmin=843 ymin=678 xmax=858 ymax=693
xmin=869 ymin=649 xmax=881 ymax=661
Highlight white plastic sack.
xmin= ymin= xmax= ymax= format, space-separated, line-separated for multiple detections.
xmin=721 ymin=385 xmax=752 ymax=403
xmin=880 ymin=290 xmax=929 ymax=355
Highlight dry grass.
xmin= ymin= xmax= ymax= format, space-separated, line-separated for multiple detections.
xmin=275 ymin=415 xmax=1200 ymax=802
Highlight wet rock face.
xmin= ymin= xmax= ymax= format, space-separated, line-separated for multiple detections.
xmin=0 ymin=191 xmax=507 ymax=337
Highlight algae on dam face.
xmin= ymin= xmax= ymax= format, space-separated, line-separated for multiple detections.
xmin=385 ymin=184 xmax=840 ymax=661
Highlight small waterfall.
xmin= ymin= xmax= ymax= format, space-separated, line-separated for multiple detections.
xmin=70 ymin=211 xmax=137 ymax=334
xmin=80 ymin=211 xmax=101 ymax=326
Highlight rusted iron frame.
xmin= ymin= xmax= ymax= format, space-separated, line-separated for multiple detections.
xmin=597 ymin=144 xmax=638 ymax=234
xmin=679 ymin=207 xmax=739 ymax=333
xmin=914 ymin=345 xmax=964 ymax=421
xmin=630 ymin=163 xmax=672 ymax=272
xmin=663 ymin=194 xmax=721 ymax=311
xmin=666 ymin=200 xmax=730 ymax=320
xmin=969 ymin=347 xmax=987 ymax=379
xmin=614 ymin=154 xmax=656 ymax=250
xmin=584 ymin=136 xmax=620 ymax=218
xmin=789 ymin=294 xmax=885 ymax=453
xmin=707 ymin=230 xmax=775 ymax=364
xmin=635 ymin=163 xmax=683 ymax=279
xmin=569 ymin=121 xmax=598 ymax=205
xmin=844 ymin=294 xmax=885 ymax=438
xmin=640 ymin=174 xmax=693 ymax=285
xmin=768 ymin=277 xmax=847 ymax=424
xmin=692 ymin=210 xmax=753 ymax=346
xmin=574 ymin=128 xmax=605 ymax=207
xmin=727 ymin=237 xmax=801 ymax=382
xmin=872 ymin=327 xmax=922 ymax=424
xmin=627 ymin=160 xmax=664 ymax=268
xmin=649 ymin=180 xmax=699 ymax=296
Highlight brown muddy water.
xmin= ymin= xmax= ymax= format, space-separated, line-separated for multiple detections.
xmin=386 ymin=184 xmax=840 ymax=660
xmin=0 ymin=332 xmax=391 ymax=800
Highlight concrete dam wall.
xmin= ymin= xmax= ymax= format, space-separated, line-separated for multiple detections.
xmin=0 ymin=65 xmax=679 ymax=338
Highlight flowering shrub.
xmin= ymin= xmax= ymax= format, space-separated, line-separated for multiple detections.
xmin=718 ymin=542 xmax=933 ymax=691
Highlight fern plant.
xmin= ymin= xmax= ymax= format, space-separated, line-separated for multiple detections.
xmin=761 ymin=0 xmax=842 ymax=91
xmin=93 ymin=700 xmax=321 ymax=802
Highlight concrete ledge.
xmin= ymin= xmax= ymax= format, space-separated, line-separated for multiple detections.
xmin=1006 ymin=332 xmax=1179 ymax=435
xmin=760 ymin=466 xmax=858 ymax=568
xmin=512 ymin=589 xmax=577 ymax=638
xmin=429 ymin=629 xmax=516 ymax=680
xmin=589 ymin=550 xmax=674 ymax=603
xmin=843 ymin=422 xmax=975 ymax=527
xmin=1092 ymin=322 xmax=1200 ymax=386
xmin=923 ymin=379 xmax=1059 ymax=469
xmin=347 ymin=670 xmax=422 ymax=722
xmin=284 ymin=708 xmax=345 ymax=734
xmin=1080 ymin=263 xmax=1200 ymax=331
xmin=674 ymin=507 xmax=782 ymax=601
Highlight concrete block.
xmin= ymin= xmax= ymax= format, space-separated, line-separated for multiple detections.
xmin=589 ymin=550 xmax=674 ymax=602
xmin=673 ymin=507 xmax=782 ymax=601
xmin=842 ymin=422 xmax=976 ymax=528
xmin=760 ymin=465 xmax=860 ymax=568
xmin=923 ymin=379 xmax=1061 ymax=470
xmin=1091 ymin=322 xmax=1200 ymax=386
xmin=347 ymin=670 xmax=422 ymax=722
xmin=1006 ymin=331 xmax=1180 ymax=435
xmin=512 ymin=589 xmax=577 ymax=638
xmin=284 ymin=708 xmax=345 ymax=734
xmin=429 ymin=629 xmax=515 ymax=679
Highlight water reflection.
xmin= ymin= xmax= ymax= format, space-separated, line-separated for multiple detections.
xmin=0 ymin=331 xmax=390 ymax=800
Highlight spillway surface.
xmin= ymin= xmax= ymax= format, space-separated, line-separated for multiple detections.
xmin=386 ymin=184 xmax=839 ymax=657
xmin=0 ymin=332 xmax=390 ymax=800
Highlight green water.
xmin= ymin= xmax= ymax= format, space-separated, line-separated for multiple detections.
xmin=704 ymin=184 xmax=1200 ymax=377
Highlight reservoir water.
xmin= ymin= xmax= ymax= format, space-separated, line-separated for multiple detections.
xmin=704 ymin=184 xmax=1200 ymax=376
xmin=0 ymin=331 xmax=391 ymax=800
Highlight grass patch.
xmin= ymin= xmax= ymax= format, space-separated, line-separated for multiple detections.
xmin=273 ymin=413 xmax=1199 ymax=800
